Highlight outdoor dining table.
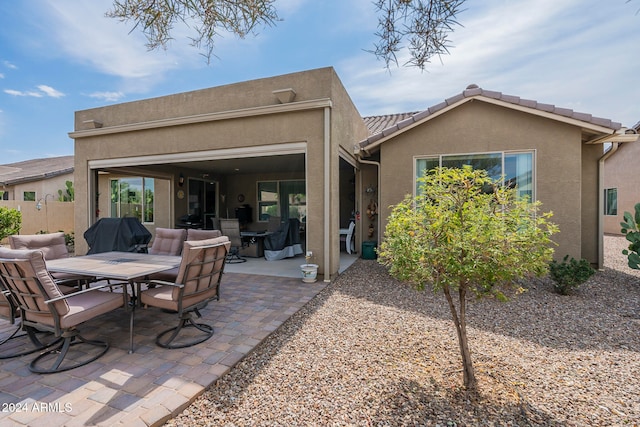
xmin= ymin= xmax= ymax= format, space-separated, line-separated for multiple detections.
xmin=47 ymin=251 xmax=181 ymax=353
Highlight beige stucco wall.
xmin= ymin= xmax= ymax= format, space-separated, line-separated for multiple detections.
xmin=374 ymin=100 xmax=596 ymax=263
xmin=71 ymin=67 xmax=368 ymax=278
xmin=604 ymin=142 xmax=640 ymax=235
xmin=0 ymin=200 xmax=74 ymax=239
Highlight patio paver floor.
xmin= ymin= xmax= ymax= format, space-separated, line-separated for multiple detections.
xmin=0 ymin=272 xmax=326 ymax=426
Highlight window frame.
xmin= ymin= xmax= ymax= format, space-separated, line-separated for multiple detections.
xmin=414 ymin=150 xmax=536 ymax=200
xmin=109 ymin=176 xmax=155 ymax=224
xmin=256 ymin=179 xmax=306 ymax=223
xmin=604 ymin=188 xmax=618 ymax=216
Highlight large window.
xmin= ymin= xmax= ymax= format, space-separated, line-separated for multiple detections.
xmin=604 ymin=188 xmax=617 ymax=216
xmin=416 ymin=151 xmax=534 ymax=200
xmin=110 ymin=177 xmax=155 ymax=223
xmin=257 ymin=180 xmax=306 ymax=222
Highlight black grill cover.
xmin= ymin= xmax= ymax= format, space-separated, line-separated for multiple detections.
xmin=84 ymin=218 xmax=152 ymax=254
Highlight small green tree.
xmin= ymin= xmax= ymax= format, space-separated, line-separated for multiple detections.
xmin=0 ymin=207 xmax=22 ymax=241
xmin=378 ymin=166 xmax=558 ymax=390
xmin=620 ymin=202 xmax=640 ymax=269
xmin=57 ymin=180 xmax=75 ymax=202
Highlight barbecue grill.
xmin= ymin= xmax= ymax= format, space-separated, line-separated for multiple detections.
xmin=83 ymin=217 xmax=152 ymax=254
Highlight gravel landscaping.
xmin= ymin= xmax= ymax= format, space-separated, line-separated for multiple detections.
xmin=166 ymin=234 xmax=640 ymax=426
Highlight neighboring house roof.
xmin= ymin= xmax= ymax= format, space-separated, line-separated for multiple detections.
xmin=358 ymin=84 xmax=624 ymax=154
xmin=0 ymin=155 xmax=74 ymax=186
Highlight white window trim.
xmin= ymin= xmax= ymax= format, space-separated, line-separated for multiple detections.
xmin=413 ymin=150 xmax=537 ymax=199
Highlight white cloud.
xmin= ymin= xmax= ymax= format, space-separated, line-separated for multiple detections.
xmin=339 ymin=0 xmax=640 ymax=126
xmin=4 ymin=89 xmax=43 ymax=97
xmin=37 ymin=85 xmax=65 ymax=98
xmin=88 ymin=91 xmax=125 ymax=102
xmin=4 ymin=85 xmax=64 ymax=98
xmin=37 ymin=0 xmax=200 ymax=90
xmin=3 ymin=61 xmax=17 ymax=70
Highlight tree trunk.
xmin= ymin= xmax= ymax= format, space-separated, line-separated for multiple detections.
xmin=443 ymin=284 xmax=477 ymax=390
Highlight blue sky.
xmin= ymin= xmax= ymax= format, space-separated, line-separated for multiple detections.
xmin=1 ymin=0 xmax=639 ymax=164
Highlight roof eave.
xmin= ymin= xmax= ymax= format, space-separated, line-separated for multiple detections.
xmin=357 ymin=94 xmax=623 ymax=156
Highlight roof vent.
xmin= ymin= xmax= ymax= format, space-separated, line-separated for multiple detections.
xmin=466 ymin=84 xmax=479 ymax=90
xmin=272 ymin=88 xmax=297 ymax=104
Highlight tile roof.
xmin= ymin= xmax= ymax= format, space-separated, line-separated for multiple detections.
xmin=0 ymin=155 xmax=74 ymax=186
xmin=359 ymin=84 xmax=623 ymax=150
xmin=363 ymin=112 xmax=420 ymax=135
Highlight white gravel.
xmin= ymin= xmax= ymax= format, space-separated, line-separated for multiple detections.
xmin=166 ymin=234 xmax=640 ymax=426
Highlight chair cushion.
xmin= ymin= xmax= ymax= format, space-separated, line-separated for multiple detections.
xmin=147 ymin=267 xmax=179 ymax=283
xmin=141 ymin=285 xmax=219 ymax=311
xmin=59 ymin=290 xmax=124 ymax=329
xmin=148 ymin=228 xmax=187 ymax=256
xmin=8 ymin=232 xmax=69 ymax=260
xmin=141 ymin=237 xmax=230 ymax=309
xmin=0 ymin=247 xmax=70 ymax=319
xmin=174 ymin=237 xmax=229 ymax=300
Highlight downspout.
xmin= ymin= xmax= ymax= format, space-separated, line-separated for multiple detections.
xmin=323 ymin=106 xmax=331 ymax=282
xmin=358 ymin=158 xmax=382 ymax=245
xmin=598 ymin=142 xmax=619 ymax=270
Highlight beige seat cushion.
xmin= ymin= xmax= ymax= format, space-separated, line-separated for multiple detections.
xmin=0 ymin=247 xmax=70 ymax=323
xmin=148 ymin=228 xmax=187 ymax=256
xmin=141 ymin=237 xmax=229 ymax=311
xmin=8 ymin=232 xmax=69 ymax=260
xmin=59 ymin=291 xmax=123 ymax=329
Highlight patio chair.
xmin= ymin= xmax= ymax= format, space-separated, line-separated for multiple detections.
xmin=148 ymin=228 xmax=187 ymax=256
xmin=139 ymin=237 xmax=230 ymax=349
xmin=0 ymin=247 xmax=128 ymax=373
xmin=148 ymin=229 xmax=223 ymax=282
xmin=339 ymin=221 xmax=356 ymax=254
xmin=0 ymin=278 xmax=76 ymax=360
xmin=219 ymin=219 xmax=247 ymax=263
xmin=9 ymin=232 xmax=94 ymax=288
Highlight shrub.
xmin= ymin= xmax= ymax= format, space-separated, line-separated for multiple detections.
xmin=0 ymin=207 xmax=22 ymax=241
xmin=620 ymin=202 xmax=640 ymax=269
xmin=549 ymin=255 xmax=595 ymax=295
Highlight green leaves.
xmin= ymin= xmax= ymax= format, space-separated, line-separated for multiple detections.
xmin=620 ymin=202 xmax=640 ymax=270
xmin=0 ymin=207 xmax=22 ymax=241
xmin=378 ymin=166 xmax=558 ymax=298
xmin=549 ymin=255 xmax=595 ymax=295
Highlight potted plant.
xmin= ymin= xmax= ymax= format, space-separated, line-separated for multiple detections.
xmin=300 ymin=251 xmax=318 ymax=283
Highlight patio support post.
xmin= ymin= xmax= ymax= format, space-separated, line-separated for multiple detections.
xmin=323 ymin=106 xmax=331 ymax=282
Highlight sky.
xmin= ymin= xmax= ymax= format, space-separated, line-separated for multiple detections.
xmin=0 ymin=0 xmax=638 ymax=164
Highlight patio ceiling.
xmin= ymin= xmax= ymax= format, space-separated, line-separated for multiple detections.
xmin=172 ymin=154 xmax=305 ymax=175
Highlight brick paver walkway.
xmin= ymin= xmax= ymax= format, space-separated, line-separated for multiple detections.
xmin=0 ymin=272 xmax=325 ymax=426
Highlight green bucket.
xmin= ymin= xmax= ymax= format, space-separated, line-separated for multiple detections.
xmin=361 ymin=241 xmax=377 ymax=260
